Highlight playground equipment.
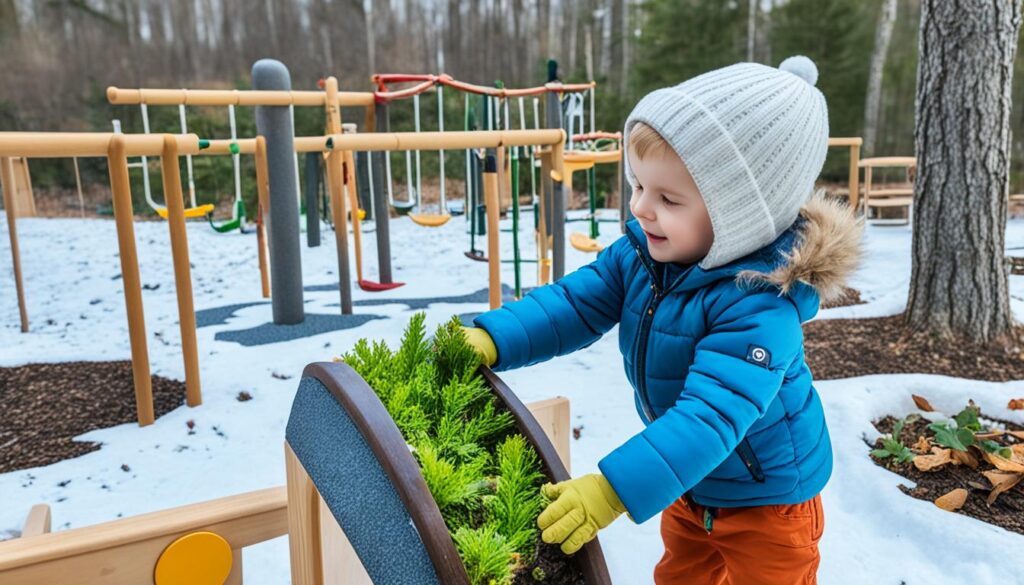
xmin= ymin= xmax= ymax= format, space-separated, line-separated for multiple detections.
xmin=372 ymin=70 xmax=596 ymax=295
xmin=0 ymin=157 xmax=35 ymax=217
xmin=0 ymin=364 xmax=576 ymax=585
xmin=562 ymin=133 xmax=624 ymax=254
xmin=0 ymin=132 xmax=209 ymax=425
xmin=107 ymin=64 xmax=568 ymax=315
xmin=826 ymin=137 xmax=863 ymax=211
xmin=858 ymin=155 xmax=915 ymax=225
xmin=556 ymin=71 xmax=624 ymax=255
xmin=383 ymin=90 xmax=453 ymax=227
xmin=321 ymin=127 xmax=565 ymax=310
xmin=107 ymin=72 xmax=385 ymax=320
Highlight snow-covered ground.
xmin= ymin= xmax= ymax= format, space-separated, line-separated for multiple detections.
xmin=2 ymin=209 xmax=1024 ymax=584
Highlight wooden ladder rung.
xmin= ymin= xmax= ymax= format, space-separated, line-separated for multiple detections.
xmin=866 ymin=197 xmax=913 ymax=208
xmin=865 ymin=188 xmax=913 ymax=197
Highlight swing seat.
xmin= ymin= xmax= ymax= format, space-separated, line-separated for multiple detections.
xmin=359 ymin=279 xmax=405 ymax=292
xmin=464 ymin=250 xmax=488 ymax=262
xmin=393 ymin=200 xmax=416 ymax=216
xmin=347 ymin=209 xmax=367 ymax=222
xmin=409 ymin=213 xmax=451 ymax=227
xmin=570 ymin=232 xmax=604 ymax=253
xmin=155 ymin=203 xmax=216 ymax=220
xmin=209 ymin=200 xmax=247 ymax=234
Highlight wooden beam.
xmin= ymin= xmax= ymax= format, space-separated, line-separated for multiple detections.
xmin=0 ymin=488 xmax=286 ymax=584
xmin=285 ymin=444 xmax=324 ymax=585
xmin=528 ymin=397 xmax=571 ymax=473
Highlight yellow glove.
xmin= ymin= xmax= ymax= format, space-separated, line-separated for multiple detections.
xmin=537 ymin=473 xmax=625 ymax=554
xmin=460 ymin=326 xmax=497 ymax=367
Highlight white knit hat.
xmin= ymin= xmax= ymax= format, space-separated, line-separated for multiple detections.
xmin=623 ymin=55 xmax=830 ymax=269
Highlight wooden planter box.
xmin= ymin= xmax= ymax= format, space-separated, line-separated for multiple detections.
xmin=285 ymin=361 xmax=613 ymax=585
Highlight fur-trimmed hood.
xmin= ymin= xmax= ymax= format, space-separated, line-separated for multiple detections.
xmin=737 ymin=192 xmax=865 ymax=306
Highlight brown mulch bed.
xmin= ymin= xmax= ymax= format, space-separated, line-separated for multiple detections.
xmin=871 ymin=414 xmax=1024 ymax=535
xmin=804 ymin=313 xmax=1024 ymax=381
xmin=820 ymin=286 xmax=864 ymax=309
xmin=0 ymin=361 xmax=186 ymax=473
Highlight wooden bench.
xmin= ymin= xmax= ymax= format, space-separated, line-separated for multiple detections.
xmin=858 ymin=156 xmax=916 ymax=225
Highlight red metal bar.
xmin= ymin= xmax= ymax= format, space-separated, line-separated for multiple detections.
xmin=571 ymin=131 xmax=622 ymax=142
xmin=370 ymin=73 xmax=597 ymax=102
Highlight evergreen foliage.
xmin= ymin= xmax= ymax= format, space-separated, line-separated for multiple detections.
xmin=341 ymin=313 xmax=547 ymax=584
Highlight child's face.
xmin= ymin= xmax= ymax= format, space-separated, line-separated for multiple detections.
xmin=629 ymin=146 xmax=715 ymax=265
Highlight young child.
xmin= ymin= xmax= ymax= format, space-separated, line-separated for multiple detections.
xmin=463 ymin=56 xmax=863 ymax=584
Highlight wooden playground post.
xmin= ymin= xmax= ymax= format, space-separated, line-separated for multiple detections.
xmin=1 ymin=157 xmax=28 ymax=332
xmin=323 ymin=76 xmax=353 ymax=315
xmin=827 ymin=137 xmax=863 ymax=211
xmin=159 ymin=136 xmax=202 ymax=408
xmin=255 ymin=136 xmax=272 ymax=298
xmin=343 ymin=148 xmax=365 ymax=282
xmin=484 ymin=151 xmax=502 ymax=309
xmin=106 ymin=135 xmax=155 ymax=427
xmin=849 ymin=141 xmax=861 ymax=210
xmin=535 ymin=150 xmax=554 ymax=286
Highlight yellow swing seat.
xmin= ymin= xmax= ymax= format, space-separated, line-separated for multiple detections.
xmin=155 ymin=203 xmax=216 ymax=220
xmin=570 ymin=232 xmax=604 ymax=253
xmin=409 ymin=213 xmax=452 ymax=227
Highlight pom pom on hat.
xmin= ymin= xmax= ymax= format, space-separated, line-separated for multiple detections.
xmin=779 ymin=55 xmax=818 ymax=87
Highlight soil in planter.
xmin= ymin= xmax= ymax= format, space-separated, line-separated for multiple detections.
xmin=870 ymin=403 xmax=1024 ymax=535
xmin=514 ymin=543 xmax=584 ymax=585
xmin=341 ymin=314 xmax=585 ymax=585
xmin=804 ymin=314 xmax=1024 ymax=381
xmin=0 ymin=361 xmax=187 ymax=473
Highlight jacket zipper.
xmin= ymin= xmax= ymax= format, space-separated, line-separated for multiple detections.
xmin=634 ymin=283 xmax=662 ymax=423
xmin=626 ymin=232 xmax=662 ymax=424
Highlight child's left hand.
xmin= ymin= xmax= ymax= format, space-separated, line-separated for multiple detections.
xmin=537 ymin=473 xmax=625 ymax=554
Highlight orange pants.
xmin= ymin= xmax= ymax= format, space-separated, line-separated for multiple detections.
xmin=654 ymin=494 xmax=824 ymax=585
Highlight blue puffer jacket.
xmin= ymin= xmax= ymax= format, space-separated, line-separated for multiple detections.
xmin=475 ymin=196 xmax=862 ymax=523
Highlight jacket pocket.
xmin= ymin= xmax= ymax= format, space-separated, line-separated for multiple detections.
xmin=735 ymin=438 xmax=766 ymax=483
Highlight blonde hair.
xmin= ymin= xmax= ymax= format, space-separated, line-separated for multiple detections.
xmin=629 ymin=122 xmax=671 ymax=160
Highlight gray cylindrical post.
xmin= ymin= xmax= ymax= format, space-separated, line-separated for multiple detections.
xmin=545 ymin=61 xmax=566 ymax=281
xmin=253 ymin=59 xmax=304 ymax=324
xmin=373 ymin=102 xmax=394 ymax=284
xmin=304 ymin=152 xmax=321 ymax=247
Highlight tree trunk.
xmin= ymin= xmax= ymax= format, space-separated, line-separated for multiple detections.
xmin=746 ymin=0 xmax=756 ymax=61
xmin=906 ymin=0 xmax=1023 ymax=343
xmin=863 ymin=0 xmax=897 ymax=156
xmin=365 ymin=0 xmax=376 ymax=78
xmin=619 ymin=0 xmax=630 ymax=94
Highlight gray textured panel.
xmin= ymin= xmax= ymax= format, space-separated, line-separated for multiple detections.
xmin=285 ymin=377 xmax=441 ymax=585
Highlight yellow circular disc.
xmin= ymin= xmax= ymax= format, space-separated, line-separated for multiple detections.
xmin=154 ymin=531 xmax=233 ymax=585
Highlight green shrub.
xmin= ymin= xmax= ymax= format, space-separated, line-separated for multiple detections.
xmin=341 ymin=313 xmax=546 ymax=584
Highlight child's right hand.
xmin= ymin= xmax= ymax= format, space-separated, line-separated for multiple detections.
xmin=460 ymin=326 xmax=498 ymax=367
